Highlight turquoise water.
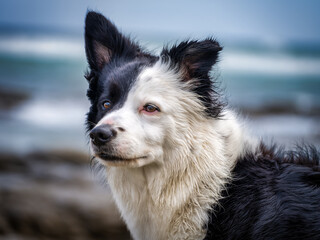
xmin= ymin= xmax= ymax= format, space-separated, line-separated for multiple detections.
xmin=0 ymin=31 xmax=319 ymax=152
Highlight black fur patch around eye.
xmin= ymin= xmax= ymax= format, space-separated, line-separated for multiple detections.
xmin=84 ymin=11 xmax=157 ymax=131
xmin=85 ymin=57 xmax=157 ymax=132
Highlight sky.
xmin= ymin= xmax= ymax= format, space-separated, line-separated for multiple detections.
xmin=0 ymin=0 xmax=320 ymax=43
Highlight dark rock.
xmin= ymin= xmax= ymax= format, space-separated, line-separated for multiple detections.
xmin=0 ymin=88 xmax=30 ymax=110
xmin=0 ymin=150 xmax=131 ymax=240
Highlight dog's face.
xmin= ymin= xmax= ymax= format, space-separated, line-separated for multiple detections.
xmin=84 ymin=11 xmax=223 ymax=167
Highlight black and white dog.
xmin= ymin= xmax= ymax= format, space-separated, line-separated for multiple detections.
xmin=84 ymin=11 xmax=320 ymax=240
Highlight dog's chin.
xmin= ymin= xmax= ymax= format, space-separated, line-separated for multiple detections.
xmin=95 ymin=153 xmax=154 ymax=168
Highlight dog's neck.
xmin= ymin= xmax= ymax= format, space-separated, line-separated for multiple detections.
xmin=106 ymin=110 xmax=255 ymax=240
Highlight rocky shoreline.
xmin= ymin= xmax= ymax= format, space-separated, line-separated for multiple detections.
xmin=0 ymin=150 xmax=131 ymax=240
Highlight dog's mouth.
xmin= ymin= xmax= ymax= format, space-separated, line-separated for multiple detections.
xmin=97 ymin=153 xmax=148 ymax=162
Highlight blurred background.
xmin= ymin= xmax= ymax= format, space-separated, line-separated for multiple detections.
xmin=0 ymin=0 xmax=319 ymax=239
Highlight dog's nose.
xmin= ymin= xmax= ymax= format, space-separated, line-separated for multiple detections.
xmin=90 ymin=125 xmax=117 ymax=146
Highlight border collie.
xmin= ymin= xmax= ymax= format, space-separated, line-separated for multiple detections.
xmin=84 ymin=11 xmax=320 ymax=240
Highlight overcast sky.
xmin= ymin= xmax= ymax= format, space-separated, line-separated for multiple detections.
xmin=0 ymin=0 xmax=320 ymax=43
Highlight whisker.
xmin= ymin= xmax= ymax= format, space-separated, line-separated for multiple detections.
xmin=90 ymin=155 xmax=96 ymax=171
xmin=87 ymin=120 xmax=97 ymax=127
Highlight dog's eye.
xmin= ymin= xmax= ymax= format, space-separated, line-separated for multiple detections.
xmin=143 ymin=104 xmax=160 ymax=113
xmin=102 ymin=100 xmax=112 ymax=110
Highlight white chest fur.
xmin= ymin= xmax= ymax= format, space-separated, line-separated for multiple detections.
xmin=107 ymin=167 xmax=172 ymax=240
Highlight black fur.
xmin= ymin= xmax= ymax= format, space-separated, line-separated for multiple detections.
xmin=161 ymin=40 xmax=224 ymax=118
xmin=205 ymin=144 xmax=320 ymax=240
xmin=85 ymin=11 xmax=148 ymax=72
xmin=84 ymin=11 xmax=156 ymax=131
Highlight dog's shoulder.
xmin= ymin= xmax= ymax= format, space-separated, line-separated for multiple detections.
xmin=204 ymin=143 xmax=320 ymax=240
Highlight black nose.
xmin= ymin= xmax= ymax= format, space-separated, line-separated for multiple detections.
xmin=90 ymin=125 xmax=117 ymax=146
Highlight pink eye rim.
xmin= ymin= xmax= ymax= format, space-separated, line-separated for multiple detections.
xmin=142 ymin=103 xmax=160 ymax=113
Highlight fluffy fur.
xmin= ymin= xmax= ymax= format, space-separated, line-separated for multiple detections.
xmin=84 ymin=11 xmax=320 ymax=240
xmin=205 ymin=144 xmax=320 ymax=240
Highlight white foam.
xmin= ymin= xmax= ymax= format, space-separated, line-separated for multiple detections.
xmin=0 ymin=36 xmax=84 ymax=60
xmin=221 ymin=51 xmax=320 ymax=76
xmin=14 ymin=99 xmax=89 ymax=129
xmin=1 ymin=35 xmax=320 ymax=76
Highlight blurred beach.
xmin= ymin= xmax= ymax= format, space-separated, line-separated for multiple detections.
xmin=0 ymin=1 xmax=320 ymax=239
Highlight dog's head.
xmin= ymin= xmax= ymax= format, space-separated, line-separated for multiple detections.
xmin=84 ymin=11 xmax=223 ymax=167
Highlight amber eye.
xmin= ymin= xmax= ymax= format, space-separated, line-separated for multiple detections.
xmin=143 ymin=104 xmax=160 ymax=113
xmin=102 ymin=100 xmax=112 ymax=110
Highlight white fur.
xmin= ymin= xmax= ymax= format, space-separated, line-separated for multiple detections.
xmin=92 ymin=60 xmax=257 ymax=240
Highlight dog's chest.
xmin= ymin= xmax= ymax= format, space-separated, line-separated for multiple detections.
xmin=106 ymin=167 xmax=173 ymax=240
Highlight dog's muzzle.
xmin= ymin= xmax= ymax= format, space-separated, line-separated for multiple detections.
xmin=90 ymin=124 xmax=117 ymax=147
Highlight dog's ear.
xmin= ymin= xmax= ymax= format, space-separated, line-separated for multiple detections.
xmin=161 ymin=39 xmax=224 ymax=118
xmin=161 ymin=39 xmax=222 ymax=80
xmin=85 ymin=11 xmax=138 ymax=72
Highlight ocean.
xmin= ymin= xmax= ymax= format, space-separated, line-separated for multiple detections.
xmin=0 ymin=30 xmax=319 ymax=153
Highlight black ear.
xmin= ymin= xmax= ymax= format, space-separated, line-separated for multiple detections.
xmin=161 ymin=39 xmax=224 ymax=118
xmin=85 ymin=11 xmax=138 ymax=71
xmin=161 ymin=39 xmax=222 ymax=80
